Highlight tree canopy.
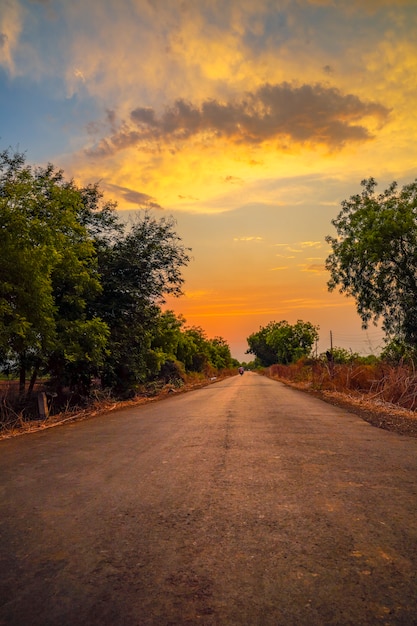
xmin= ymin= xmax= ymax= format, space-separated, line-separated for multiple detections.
xmin=246 ymin=320 xmax=319 ymax=366
xmin=93 ymin=211 xmax=191 ymax=393
xmin=325 ymin=177 xmax=417 ymax=346
xmin=0 ymin=148 xmax=108 ymax=394
xmin=0 ymin=147 xmax=234 ymax=403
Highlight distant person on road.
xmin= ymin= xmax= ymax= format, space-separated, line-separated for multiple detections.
xmin=238 ymin=367 xmax=244 ymax=375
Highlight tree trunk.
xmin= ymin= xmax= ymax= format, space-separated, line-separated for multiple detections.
xmin=27 ymin=360 xmax=41 ymax=399
xmin=19 ymin=361 xmax=26 ymax=397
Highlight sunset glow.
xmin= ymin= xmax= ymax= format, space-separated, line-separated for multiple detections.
xmin=2 ymin=0 xmax=416 ymax=360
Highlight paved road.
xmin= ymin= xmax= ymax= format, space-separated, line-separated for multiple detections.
xmin=1 ymin=373 xmax=417 ymax=625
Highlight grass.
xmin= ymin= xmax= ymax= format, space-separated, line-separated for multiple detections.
xmin=262 ymin=359 xmax=417 ymax=437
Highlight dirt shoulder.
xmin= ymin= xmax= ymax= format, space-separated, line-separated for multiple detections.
xmin=3 ymin=372 xmax=417 ymax=441
xmin=0 ymin=376 xmax=229 ymax=441
xmin=274 ymin=378 xmax=417 ymax=438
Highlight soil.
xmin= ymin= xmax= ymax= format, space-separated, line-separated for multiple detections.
xmin=278 ymin=380 xmax=417 ymax=439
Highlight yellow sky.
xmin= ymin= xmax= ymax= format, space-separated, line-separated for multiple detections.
xmin=1 ymin=0 xmax=417 ymax=359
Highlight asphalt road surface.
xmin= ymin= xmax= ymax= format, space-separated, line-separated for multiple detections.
xmin=1 ymin=372 xmax=417 ymax=626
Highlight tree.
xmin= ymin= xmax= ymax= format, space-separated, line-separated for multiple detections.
xmin=380 ymin=338 xmax=415 ymax=365
xmin=148 ymin=310 xmax=186 ymax=383
xmin=0 ymin=148 xmax=193 ymax=402
xmin=176 ymin=326 xmax=210 ymax=373
xmin=95 ymin=212 xmax=191 ymax=394
xmin=247 ymin=320 xmax=319 ymax=366
xmin=151 ymin=310 xmax=185 ymax=358
xmin=246 ymin=323 xmax=278 ymax=367
xmin=319 ymin=347 xmax=358 ymax=364
xmin=209 ymin=336 xmax=233 ymax=370
xmin=326 ymin=178 xmax=417 ymax=345
xmin=0 ymin=148 xmax=109 ymax=395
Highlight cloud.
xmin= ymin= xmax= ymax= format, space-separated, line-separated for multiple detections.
xmin=0 ymin=0 xmax=22 ymax=74
xmin=184 ymin=289 xmax=214 ymax=300
xmin=274 ymin=241 xmax=323 ymax=254
xmin=73 ymin=67 xmax=86 ymax=82
xmin=233 ymin=236 xmax=263 ymax=242
xmin=224 ymin=175 xmax=244 ymax=184
xmin=104 ymin=183 xmax=163 ymax=209
xmin=178 ymin=194 xmax=199 ymax=201
xmin=299 ymin=241 xmax=322 ymax=248
xmin=300 ymin=263 xmax=326 ymax=273
xmin=85 ymin=81 xmax=390 ymax=157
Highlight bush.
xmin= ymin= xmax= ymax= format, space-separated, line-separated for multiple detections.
xmin=265 ymin=358 xmax=417 ymax=412
xmin=158 ymin=359 xmax=185 ymax=386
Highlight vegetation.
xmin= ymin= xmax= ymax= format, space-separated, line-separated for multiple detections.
xmin=0 ymin=147 xmax=236 ymax=427
xmin=245 ymin=176 xmax=417 ymax=421
xmin=4 ymin=154 xmax=417 ymax=435
xmin=326 ymin=177 xmax=417 ymax=350
xmin=246 ymin=320 xmax=319 ymax=367
xmin=0 ymin=149 xmax=113 ymax=397
xmin=262 ymin=353 xmax=417 ymax=418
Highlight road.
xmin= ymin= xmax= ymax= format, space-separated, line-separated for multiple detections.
xmin=1 ymin=372 xmax=417 ymax=625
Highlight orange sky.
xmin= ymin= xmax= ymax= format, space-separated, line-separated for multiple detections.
xmin=1 ymin=0 xmax=417 ymax=360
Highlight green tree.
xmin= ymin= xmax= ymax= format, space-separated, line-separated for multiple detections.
xmin=326 ymin=177 xmax=417 ymax=346
xmin=0 ymin=148 xmax=109 ymax=395
xmin=207 ymin=336 xmax=233 ymax=370
xmin=319 ymin=347 xmax=358 ymax=364
xmin=380 ymin=338 xmax=416 ymax=365
xmin=148 ymin=310 xmax=186 ymax=383
xmin=246 ymin=323 xmax=278 ymax=366
xmin=177 ymin=326 xmax=210 ymax=373
xmin=151 ymin=310 xmax=185 ymax=357
xmin=247 ymin=320 xmax=319 ymax=366
xmin=0 ymin=148 xmax=193 ymax=401
xmin=95 ymin=212 xmax=191 ymax=394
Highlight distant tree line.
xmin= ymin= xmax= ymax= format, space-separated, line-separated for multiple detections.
xmin=0 ymin=148 xmax=236 ymax=403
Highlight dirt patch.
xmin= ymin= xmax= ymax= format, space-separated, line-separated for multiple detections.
xmin=312 ymin=390 xmax=417 ymax=438
xmin=277 ymin=379 xmax=417 ymax=438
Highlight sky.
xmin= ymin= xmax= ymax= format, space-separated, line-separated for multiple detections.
xmin=1 ymin=0 xmax=417 ymax=362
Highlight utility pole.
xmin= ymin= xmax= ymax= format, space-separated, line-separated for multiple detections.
xmin=330 ymin=330 xmax=334 ymax=378
xmin=327 ymin=330 xmax=335 ymax=378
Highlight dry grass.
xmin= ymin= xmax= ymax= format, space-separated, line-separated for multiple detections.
xmin=264 ymin=361 xmax=417 ymax=438
xmin=0 ymin=370 xmax=236 ymax=440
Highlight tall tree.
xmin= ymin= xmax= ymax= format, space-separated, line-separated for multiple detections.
xmin=0 ymin=148 xmax=109 ymax=395
xmin=247 ymin=320 xmax=318 ymax=366
xmin=246 ymin=323 xmax=280 ymax=367
xmin=95 ymin=212 xmax=191 ymax=394
xmin=207 ymin=336 xmax=233 ymax=370
xmin=325 ymin=178 xmax=417 ymax=345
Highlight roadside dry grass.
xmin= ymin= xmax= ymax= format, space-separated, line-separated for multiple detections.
xmin=263 ymin=362 xmax=417 ymax=438
xmin=0 ymin=371 xmax=236 ymax=440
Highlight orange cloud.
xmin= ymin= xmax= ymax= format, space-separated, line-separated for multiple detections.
xmin=86 ymin=82 xmax=390 ymax=158
xmin=233 ymin=236 xmax=263 ymax=242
